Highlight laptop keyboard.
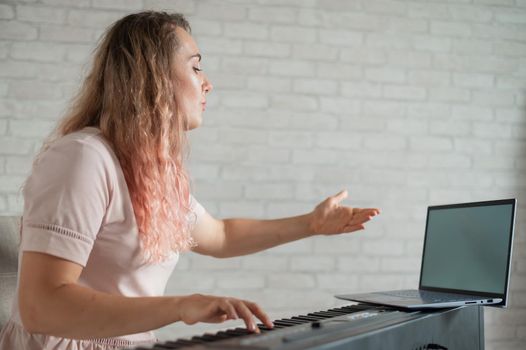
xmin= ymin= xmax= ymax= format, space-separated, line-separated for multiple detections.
xmin=380 ymin=289 xmax=483 ymax=303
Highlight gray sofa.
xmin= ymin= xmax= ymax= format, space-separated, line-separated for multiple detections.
xmin=0 ymin=216 xmax=20 ymax=330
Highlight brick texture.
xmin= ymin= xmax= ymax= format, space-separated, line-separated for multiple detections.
xmin=0 ymin=1 xmax=525 ymax=348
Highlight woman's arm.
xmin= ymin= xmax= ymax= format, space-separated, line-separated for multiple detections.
xmin=18 ymin=252 xmax=272 ymax=339
xmin=191 ymin=190 xmax=380 ymax=258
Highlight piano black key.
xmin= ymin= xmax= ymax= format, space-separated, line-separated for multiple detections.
xmin=279 ymin=318 xmax=306 ymax=325
xmin=336 ymin=304 xmax=371 ymax=312
xmin=203 ymin=331 xmax=231 ymax=340
xmin=306 ymin=312 xmax=333 ymax=319
xmin=273 ymin=319 xmax=302 ymax=327
xmin=287 ymin=316 xmax=311 ymax=324
xmin=270 ymin=325 xmax=288 ymax=329
xmin=325 ymin=307 xmax=359 ymax=314
xmin=224 ymin=331 xmax=245 ymax=337
xmin=292 ymin=315 xmax=322 ymax=322
xmin=322 ymin=309 xmax=351 ymax=314
xmin=189 ymin=336 xmax=209 ymax=344
xmin=150 ymin=344 xmax=177 ymax=349
xmin=319 ymin=310 xmax=348 ymax=317
xmin=226 ymin=327 xmax=251 ymax=336
xmin=302 ymin=313 xmax=328 ymax=320
xmin=151 ymin=339 xmax=195 ymax=349
xmin=193 ymin=334 xmax=218 ymax=342
xmin=164 ymin=339 xmax=195 ymax=346
xmin=256 ymin=323 xmax=274 ymax=331
xmin=215 ymin=331 xmax=230 ymax=336
xmin=138 ymin=304 xmax=378 ymax=350
xmin=313 ymin=310 xmax=347 ymax=317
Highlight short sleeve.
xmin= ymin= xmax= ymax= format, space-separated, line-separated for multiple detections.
xmin=21 ymin=137 xmax=111 ymax=267
xmin=190 ymin=195 xmax=205 ymax=222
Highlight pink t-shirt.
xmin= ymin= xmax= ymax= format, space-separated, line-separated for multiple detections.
xmin=0 ymin=127 xmax=205 ymax=350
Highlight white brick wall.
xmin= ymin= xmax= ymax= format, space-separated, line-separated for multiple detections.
xmin=1 ymin=0 xmax=525 ymax=348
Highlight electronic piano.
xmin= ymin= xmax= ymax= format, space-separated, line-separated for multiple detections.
xmin=130 ymin=303 xmax=484 ymax=350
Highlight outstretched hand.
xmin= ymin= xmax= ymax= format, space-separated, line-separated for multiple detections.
xmin=309 ymin=190 xmax=380 ymax=235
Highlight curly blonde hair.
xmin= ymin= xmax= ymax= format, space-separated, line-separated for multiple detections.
xmin=54 ymin=11 xmax=197 ymax=262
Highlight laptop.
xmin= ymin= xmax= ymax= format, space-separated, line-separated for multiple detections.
xmin=336 ymin=198 xmax=516 ymax=309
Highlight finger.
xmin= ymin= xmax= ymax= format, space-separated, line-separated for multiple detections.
xmin=219 ymin=299 xmax=238 ymax=321
xmin=245 ymin=301 xmax=273 ymax=329
xmin=354 ymin=208 xmax=381 ymax=216
xmin=357 ymin=210 xmax=377 ymax=222
xmin=342 ymin=207 xmax=372 ymax=224
xmin=346 ymin=208 xmax=379 ymax=223
xmin=361 ymin=208 xmax=381 ymax=215
xmin=333 ymin=189 xmax=348 ymax=203
xmin=234 ymin=301 xmax=258 ymax=333
xmin=215 ymin=314 xmax=229 ymax=323
xmin=203 ymin=310 xmax=228 ymax=323
xmin=354 ymin=214 xmax=378 ymax=228
xmin=350 ymin=216 xmax=369 ymax=226
xmin=343 ymin=223 xmax=365 ymax=233
xmin=351 ymin=207 xmax=380 ymax=216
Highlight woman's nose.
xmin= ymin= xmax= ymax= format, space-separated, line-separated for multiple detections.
xmin=203 ymin=74 xmax=213 ymax=94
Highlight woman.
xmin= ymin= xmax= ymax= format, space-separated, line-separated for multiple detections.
xmin=0 ymin=11 xmax=379 ymax=350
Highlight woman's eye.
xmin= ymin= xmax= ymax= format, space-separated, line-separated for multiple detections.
xmin=193 ymin=67 xmax=202 ymax=73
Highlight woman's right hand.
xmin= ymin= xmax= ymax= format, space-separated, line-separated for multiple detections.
xmin=176 ymin=294 xmax=274 ymax=333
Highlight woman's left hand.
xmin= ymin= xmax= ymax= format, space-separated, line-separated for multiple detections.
xmin=309 ymin=189 xmax=380 ymax=235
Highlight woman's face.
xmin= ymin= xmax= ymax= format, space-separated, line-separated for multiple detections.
xmin=173 ymin=27 xmax=213 ymax=130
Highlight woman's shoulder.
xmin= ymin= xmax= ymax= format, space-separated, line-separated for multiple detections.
xmin=54 ymin=127 xmax=112 ymax=156
xmin=25 ymin=127 xmax=120 ymax=210
xmin=44 ymin=127 xmax=118 ymax=168
xmin=30 ymin=127 xmax=120 ymax=188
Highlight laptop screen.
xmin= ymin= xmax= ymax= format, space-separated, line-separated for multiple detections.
xmin=419 ymin=199 xmax=515 ymax=301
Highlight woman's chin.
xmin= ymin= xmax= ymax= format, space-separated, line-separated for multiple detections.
xmin=186 ymin=117 xmax=203 ymax=130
